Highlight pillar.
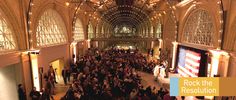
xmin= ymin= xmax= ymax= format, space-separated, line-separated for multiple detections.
xmin=71 ymin=42 xmax=77 ymax=63
xmin=28 ymin=50 xmax=40 ymax=91
xmin=171 ymin=41 xmax=178 ymax=70
xmin=209 ymin=50 xmax=229 ymax=77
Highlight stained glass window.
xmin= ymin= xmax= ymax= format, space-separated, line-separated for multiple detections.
xmin=74 ymin=18 xmax=84 ymax=41
xmin=182 ymin=9 xmax=213 ymax=46
xmin=0 ymin=12 xmax=16 ymax=52
xmin=36 ymin=9 xmax=67 ymax=47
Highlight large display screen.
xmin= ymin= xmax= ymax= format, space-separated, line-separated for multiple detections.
xmin=177 ymin=47 xmax=201 ymax=77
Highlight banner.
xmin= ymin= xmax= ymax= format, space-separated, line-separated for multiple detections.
xmin=170 ymin=77 xmax=236 ymax=96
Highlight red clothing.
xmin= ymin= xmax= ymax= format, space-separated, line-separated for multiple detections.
xmin=163 ymin=94 xmax=171 ymax=100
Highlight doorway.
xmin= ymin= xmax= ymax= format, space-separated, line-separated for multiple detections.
xmin=50 ymin=58 xmax=64 ymax=84
xmin=0 ymin=63 xmax=23 ymax=100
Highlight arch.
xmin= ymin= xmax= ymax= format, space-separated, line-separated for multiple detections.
xmin=35 ymin=9 xmax=67 ymax=47
xmin=0 ymin=8 xmax=17 ymax=52
xmin=182 ymin=9 xmax=214 ymax=46
xmin=73 ymin=18 xmax=85 ymax=41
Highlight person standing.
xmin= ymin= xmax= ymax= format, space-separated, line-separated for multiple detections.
xmin=18 ymin=84 xmax=26 ymax=100
xmin=62 ymin=68 xmax=67 ymax=85
xmin=30 ymin=87 xmax=41 ymax=100
xmin=64 ymin=85 xmax=76 ymax=100
xmin=48 ymin=66 xmax=57 ymax=84
xmin=66 ymin=67 xmax=71 ymax=82
xmin=41 ymin=88 xmax=50 ymax=100
xmin=45 ymin=78 xmax=54 ymax=100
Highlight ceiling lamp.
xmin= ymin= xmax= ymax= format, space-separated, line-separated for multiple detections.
xmin=65 ymin=2 xmax=70 ymax=6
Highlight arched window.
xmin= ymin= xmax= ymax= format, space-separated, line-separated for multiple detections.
xmin=74 ymin=18 xmax=84 ymax=41
xmin=101 ymin=26 xmax=104 ymax=38
xmin=182 ymin=9 xmax=214 ymax=46
xmin=142 ymin=27 xmax=145 ymax=37
xmin=0 ymin=12 xmax=17 ymax=52
xmin=36 ymin=9 xmax=67 ymax=47
xmin=150 ymin=25 xmax=154 ymax=38
xmin=145 ymin=26 xmax=149 ymax=37
xmin=88 ymin=21 xmax=94 ymax=39
xmin=95 ymin=24 xmax=99 ymax=38
xmin=156 ymin=19 xmax=162 ymax=38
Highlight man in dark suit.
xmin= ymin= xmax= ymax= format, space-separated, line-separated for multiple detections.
xmin=30 ymin=87 xmax=41 ymax=100
xmin=62 ymin=68 xmax=67 ymax=85
xmin=18 ymin=84 xmax=26 ymax=100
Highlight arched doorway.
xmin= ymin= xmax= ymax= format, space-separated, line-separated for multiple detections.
xmin=50 ymin=58 xmax=65 ymax=84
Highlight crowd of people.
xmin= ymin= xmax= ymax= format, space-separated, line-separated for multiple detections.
xmin=61 ymin=48 xmax=173 ymax=100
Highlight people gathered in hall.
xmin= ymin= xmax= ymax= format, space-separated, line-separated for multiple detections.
xmin=42 ymin=65 xmax=58 ymax=100
xmin=62 ymin=48 xmax=172 ymax=100
xmin=29 ymin=87 xmax=41 ymax=100
xmin=62 ymin=67 xmax=71 ymax=85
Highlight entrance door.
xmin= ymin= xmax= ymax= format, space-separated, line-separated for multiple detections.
xmin=50 ymin=59 xmax=64 ymax=84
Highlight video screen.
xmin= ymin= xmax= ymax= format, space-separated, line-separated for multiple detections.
xmin=177 ymin=47 xmax=201 ymax=77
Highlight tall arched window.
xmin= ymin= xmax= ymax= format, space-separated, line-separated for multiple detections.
xmin=88 ymin=21 xmax=94 ymax=39
xmin=101 ymin=26 xmax=104 ymax=38
xmin=0 ymin=12 xmax=17 ymax=52
xmin=150 ymin=25 xmax=154 ymax=38
xmin=142 ymin=27 xmax=145 ymax=37
xmin=74 ymin=18 xmax=84 ymax=41
xmin=95 ymin=24 xmax=99 ymax=38
xmin=36 ymin=9 xmax=67 ymax=47
xmin=145 ymin=26 xmax=149 ymax=37
xmin=182 ymin=9 xmax=214 ymax=46
xmin=156 ymin=19 xmax=162 ymax=38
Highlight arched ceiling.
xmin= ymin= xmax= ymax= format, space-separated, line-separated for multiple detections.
xmin=70 ymin=0 xmax=179 ymax=36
